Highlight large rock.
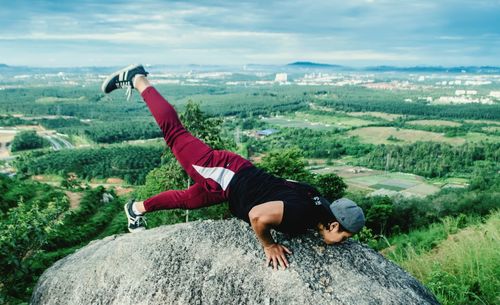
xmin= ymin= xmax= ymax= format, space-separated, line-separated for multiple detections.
xmin=31 ymin=219 xmax=440 ymax=305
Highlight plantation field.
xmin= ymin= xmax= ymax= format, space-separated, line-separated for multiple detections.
xmin=263 ymin=112 xmax=375 ymax=130
xmin=309 ymin=164 xmax=440 ymax=197
xmin=406 ymin=119 xmax=461 ymax=127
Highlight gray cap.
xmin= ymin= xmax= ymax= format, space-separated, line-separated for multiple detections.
xmin=329 ymin=198 xmax=365 ymax=233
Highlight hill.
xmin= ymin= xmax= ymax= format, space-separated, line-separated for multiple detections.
xmin=287 ymin=61 xmax=344 ymax=69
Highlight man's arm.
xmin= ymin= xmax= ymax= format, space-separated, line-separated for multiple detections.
xmin=248 ymin=201 xmax=292 ymax=270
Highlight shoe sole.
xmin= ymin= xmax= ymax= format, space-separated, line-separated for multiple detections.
xmin=101 ymin=63 xmax=143 ymax=94
xmin=124 ymin=202 xmax=145 ymax=233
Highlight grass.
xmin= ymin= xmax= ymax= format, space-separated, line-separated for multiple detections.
xmin=386 ymin=211 xmax=500 ymax=305
xmin=402 ymin=183 xmax=441 ymax=197
xmin=370 ymin=183 xmax=405 ymax=191
xmin=35 ymin=96 xmax=87 ymax=104
xmin=263 ymin=111 xmax=376 ymax=130
xmin=347 ymin=127 xmax=500 ymax=146
xmin=294 ymin=112 xmax=376 ymax=128
xmin=482 ymin=126 xmax=500 ymax=132
xmin=462 ymin=132 xmax=500 ymax=143
xmin=407 ymin=119 xmax=462 ymax=127
xmin=464 ymin=119 xmax=500 ymax=126
xmin=348 ymin=127 xmax=466 ymax=145
xmin=67 ymin=134 xmax=93 ymax=146
xmin=345 ymin=111 xmax=403 ymax=121
xmin=263 ymin=116 xmax=332 ymax=130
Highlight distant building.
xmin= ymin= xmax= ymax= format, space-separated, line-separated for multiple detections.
xmin=256 ymin=129 xmax=279 ymax=136
xmin=489 ymin=91 xmax=500 ymax=98
xmin=274 ymin=73 xmax=288 ymax=83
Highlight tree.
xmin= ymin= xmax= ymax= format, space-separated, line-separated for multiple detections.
xmin=258 ymin=147 xmax=315 ymax=183
xmin=366 ymin=196 xmax=394 ymax=235
xmin=314 ymin=173 xmax=347 ymax=201
xmin=136 ymin=157 xmax=188 ymax=199
xmin=0 ymin=200 xmax=66 ymax=302
xmin=180 ymin=100 xmax=229 ymax=150
xmin=10 ymin=131 xmax=49 ymax=152
xmin=136 ymin=100 xmax=233 ymax=227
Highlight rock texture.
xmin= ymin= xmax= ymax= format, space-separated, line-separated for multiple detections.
xmin=31 ymin=219 xmax=440 ymax=305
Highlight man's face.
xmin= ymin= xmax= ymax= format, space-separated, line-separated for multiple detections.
xmin=318 ymin=222 xmax=353 ymax=245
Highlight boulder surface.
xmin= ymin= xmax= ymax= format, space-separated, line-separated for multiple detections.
xmin=31 ymin=219 xmax=440 ymax=305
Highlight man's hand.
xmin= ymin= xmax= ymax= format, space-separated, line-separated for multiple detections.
xmin=264 ymin=243 xmax=292 ymax=270
xmin=248 ymin=201 xmax=292 ymax=270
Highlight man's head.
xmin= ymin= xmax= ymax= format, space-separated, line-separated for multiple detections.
xmin=316 ymin=197 xmax=365 ymax=244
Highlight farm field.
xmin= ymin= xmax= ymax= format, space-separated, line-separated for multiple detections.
xmin=347 ymin=127 xmax=499 ymax=145
xmin=309 ymin=164 xmax=440 ymax=197
xmin=406 ymin=119 xmax=461 ymax=127
xmin=464 ymin=119 xmax=500 ymax=126
xmin=346 ymin=111 xmax=403 ymax=121
xmin=263 ymin=112 xmax=375 ymax=130
xmin=35 ymin=96 xmax=87 ymax=104
xmin=482 ymin=126 xmax=500 ymax=132
xmin=0 ymin=130 xmax=17 ymax=158
xmin=462 ymin=132 xmax=500 ymax=142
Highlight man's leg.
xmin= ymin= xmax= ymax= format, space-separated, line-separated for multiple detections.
xmin=135 ymin=76 xmax=252 ymax=196
xmin=141 ymin=183 xmax=226 ymax=212
xmin=103 ymin=66 xmax=252 ymax=232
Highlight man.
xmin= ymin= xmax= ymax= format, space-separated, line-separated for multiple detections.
xmin=101 ymin=64 xmax=365 ymax=270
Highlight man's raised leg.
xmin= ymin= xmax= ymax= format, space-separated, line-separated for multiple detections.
xmin=134 ymin=76 xmax=216 ymax=185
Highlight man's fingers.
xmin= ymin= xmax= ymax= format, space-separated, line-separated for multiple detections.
xmin=265 ymin=257 xmax=271 ymax=267
xmin=282 ymin=245 xmax=292 ymax=254
xmin=280 ymin=255 xmax=289 ymax=268
xmin=277 ymin=256 xmax=287 ymax=270
xmin=272 ymin=258 xmax=278 ymax=271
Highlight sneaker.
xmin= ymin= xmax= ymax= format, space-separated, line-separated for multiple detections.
xmin=124 ymin=199 xmax=147 ymax=233
xmin=101 ymin=64 xmax=149 ymax=100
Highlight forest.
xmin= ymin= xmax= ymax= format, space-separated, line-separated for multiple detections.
xmin=358 ymin=141 xmax=499 ymax=177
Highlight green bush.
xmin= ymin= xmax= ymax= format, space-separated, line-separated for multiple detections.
xmin=0 ymin=199 xmax=67 ymax=303
xmin=10 ymin=131 xmax=49 ymax=152
xmin=44 ymin=187 xmax=122 ymax=250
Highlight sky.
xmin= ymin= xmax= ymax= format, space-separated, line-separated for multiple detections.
xmin=0 ymin=0 xmax=499 ymax=67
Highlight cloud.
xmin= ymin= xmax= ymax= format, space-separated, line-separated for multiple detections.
xmin=0 ymin=0 xmax=498 ymax=66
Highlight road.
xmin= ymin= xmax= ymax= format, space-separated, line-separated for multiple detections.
xmin=41 ymin=133 xmax=74 ymax=150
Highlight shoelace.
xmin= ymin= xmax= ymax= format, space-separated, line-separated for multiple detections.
xmin=125 ymin=86 xmax=133 ymax=101
xmin=116 ymin=81 xmax=133 ymax=101
xmin=134 ymin=215 xmax=147 ymax=227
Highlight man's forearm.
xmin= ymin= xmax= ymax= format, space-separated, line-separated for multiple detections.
xmin=250 ymin=219 xmax=275 ymax=248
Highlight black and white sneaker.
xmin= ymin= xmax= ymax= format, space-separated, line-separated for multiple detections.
xmin=101 ymin=64 xmax=149 ymax=100
xmin=124 ymin=199 xmax=147 ymax=233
